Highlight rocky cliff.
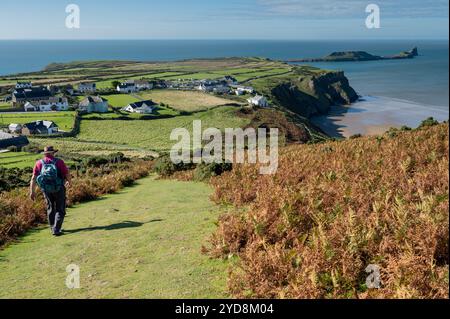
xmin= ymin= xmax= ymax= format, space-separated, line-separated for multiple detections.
xmin=269 ymin=69 xmax=358 ymax=118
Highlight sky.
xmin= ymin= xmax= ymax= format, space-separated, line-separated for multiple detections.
xmin=0 ymin=0 xmax=448 ymax=40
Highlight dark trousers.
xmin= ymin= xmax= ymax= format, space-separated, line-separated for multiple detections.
xmin=43 ymin=188 xmax=66 ymax=234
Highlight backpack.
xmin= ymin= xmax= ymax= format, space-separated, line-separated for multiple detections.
xmin=36 ymin=159 xmax=64 ymax=194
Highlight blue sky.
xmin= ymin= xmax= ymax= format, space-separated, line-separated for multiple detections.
xmin=0 ymin=0 xmax=448 ymax=40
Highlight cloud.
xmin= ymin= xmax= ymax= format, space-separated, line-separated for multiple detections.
xmin=257 ymin=0 xmax=449 ymax=18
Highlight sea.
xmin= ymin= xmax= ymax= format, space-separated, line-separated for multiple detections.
xmin=0 ymin=39 xmax=448 ymax=136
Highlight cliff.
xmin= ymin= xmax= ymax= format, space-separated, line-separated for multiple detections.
xmin=253 ymin=67 xmax=358 ymax=118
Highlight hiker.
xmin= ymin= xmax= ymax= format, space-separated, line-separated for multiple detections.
xmin=29 ymin=146 xmax=71 ymax=236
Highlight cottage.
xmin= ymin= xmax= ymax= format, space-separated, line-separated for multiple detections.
xmin=8 ymin=123 xmax=23 ymax=134
xmin=0 ymin=132 xmax=29 ymax=149
xmin=134 ymin=80 xmax=154 ymax=91
xmin=117 ymin=83 xmax=138 ymax=93
xmin=122 ymin=100 xmax=156 ymax=114
xmin=79 ymin=96 xmax=109 ymax=113
xmin=15 ymin=82 xmax=32 ymax=89
xmin=78 ymin=82 xmax=97 ymax=93
xmin=247 ymin=95 xmax=269 ymax=108
xmin=233 ymin=85 xmax=254 ymax=95
xmin=21 ymin=121 xmax=59 ymax=135
xmin=12 ymin=87 xmax=52 ymax=107
xmin=24 ymin=97 xmax=69 ymax=112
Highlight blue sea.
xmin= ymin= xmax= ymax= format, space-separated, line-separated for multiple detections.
xmin=0 ymin=39 xmax=448 ymax=135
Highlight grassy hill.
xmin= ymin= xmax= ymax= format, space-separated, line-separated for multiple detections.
xmin=0 ymin=177 xmax=228 ymax=298
xmin=207 ymin=123 xmax=449 ymax=299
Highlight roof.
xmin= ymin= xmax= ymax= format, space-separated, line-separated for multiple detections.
xmin=79 ymin=96 xmax=108 ymax=106
xmin=13 ymin=87 xmax=51 ymax=100
xmin=0 ymin=134 xmax=29 ymax=149
xmin=128 ymin=100 xmax=156 ymax=109
xmin=250 ymin=95 xmax=266 ymax=101
xmin=79 ymin=82 xmax=96 ymax=87
xmin=23 ymin=120 xmax=58 ymax=131
xmin=0 ymin=132 xmax=14 ymax=140
xmin=118 ymin=83 xmax=136 ymax=89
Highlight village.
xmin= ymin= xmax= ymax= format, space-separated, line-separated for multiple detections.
xmin=0 ymin=76 xmax=270 ymax=150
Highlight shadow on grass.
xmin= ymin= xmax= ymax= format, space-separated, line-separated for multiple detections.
xmin=64 ymin=219 xmax=163 ymax=234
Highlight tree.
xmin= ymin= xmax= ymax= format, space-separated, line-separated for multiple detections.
xmin=112 ymin=81 xmax=121 ymax=89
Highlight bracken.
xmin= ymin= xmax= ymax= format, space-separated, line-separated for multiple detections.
xmin=207 ymin=123 xmax=449 ymax=299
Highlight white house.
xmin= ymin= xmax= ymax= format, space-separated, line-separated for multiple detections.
xmin=15 ymin=82 xmax=32 ymax=89
xmin=234 ymin=85 xmax=254 ymax=95
xmin=24 ymin=97 xmax=69 ymax=112
xmin=117 ymin=83 xmax=138 ymax=93
xmin=247 ymin=95 xmax=269 ymax=108
xmin=79 ymin=96 xmax=109 ymax=113
xmin=122 ymin=100 xmax=156 ymax=114
xmin=78 ymin=82 xmax=97 ymax=93
xmin=8 ymin=123 xmax=23 ymax=134
xmin=134 ymin=80 xmax=154 ymax=91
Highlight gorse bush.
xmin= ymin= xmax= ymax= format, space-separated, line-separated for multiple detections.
xmin=0 ymin=160 xmax=153 ymax=247
xmin=206 ymin=123 xmax=449 ymax=299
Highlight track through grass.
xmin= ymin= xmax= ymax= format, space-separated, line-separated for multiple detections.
xmin=0 ymin=177 xmax=229 ymax=299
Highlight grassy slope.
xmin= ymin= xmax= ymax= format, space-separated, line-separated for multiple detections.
xmin=139 ymin=90 xmax=239 ymax=112
xmin=76 ymin=106 xmax=249 ymax=152
xmin=0 ymin=177 xmax=228 ymax=299
xmin=0 ymin=152 xmax=41 ymax=168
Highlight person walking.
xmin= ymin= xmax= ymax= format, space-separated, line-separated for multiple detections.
xmin=30 ymin=146 xmax=71 ymax=236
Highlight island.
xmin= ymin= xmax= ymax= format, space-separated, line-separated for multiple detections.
xmin=287 ymin=47 xmax=419 ymax=63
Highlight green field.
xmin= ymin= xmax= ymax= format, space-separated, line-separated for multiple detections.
xmin=0 ymin=103 xmax=11 ymax=110
xmin=0 ymin=112 xmax=76 ymax=131
xmin=139 ymin=90 xmax=238 ymax=112
xmin=0 ymin=177 xmax=229 ymax=298
xmin=0 ymin=151 xmax=41 ymax=169
xmin=102 ymin=94 xmax=141 ymax=107
xmin=75 ymin=106 xmax=249 ymax=152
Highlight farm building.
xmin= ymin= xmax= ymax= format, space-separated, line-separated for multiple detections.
xmin=78 ymin=82 xmax=97 ymax=93
xmin=122 ymin=100 xmax=156 ymax=114
xmin=79 ymin=96 xmax=109 ymax=113
xmin=0 ymin=132 xmax=29 ymax=149
xmin=247 ymin=95 xmax=269 ymax=108
xmin=12 ymin=87 xmax=52 ymax=107
xmin=132 ymin=80 xmax=154 ymax=91
xmin=233 ymin=85 xmax=254 ymax=95
xmin=15 ymin=81 xmax=32 ymax=89
xmin=24 ymin=97 xmax=69 ymax=112
xmin=21 ymin=121 xmax=59 ymax=135
xmin=117 ymin=83 xmax=138 ymax=93
xmin=8 ymin=123 xmax=23 ymax=134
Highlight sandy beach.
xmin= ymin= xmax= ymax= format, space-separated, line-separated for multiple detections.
xmin=311 ymin=96 xmax=449 ymax=138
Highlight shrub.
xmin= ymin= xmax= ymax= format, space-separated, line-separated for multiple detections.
xmin=193 ymin=162 xmax=232 ymax=181
xmin=420 ymin=117 xmax=439 ymax=128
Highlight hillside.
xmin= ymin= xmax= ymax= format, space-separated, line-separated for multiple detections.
xmin=250 ymin=66 xmax=358 ymax=118
xmin=207 ymin=123 xmax=449 ymax=299
xmin=1 ymin=57 xmax=359 ymax=146
xmin=0 ymin=177 xmax=228 ymax=298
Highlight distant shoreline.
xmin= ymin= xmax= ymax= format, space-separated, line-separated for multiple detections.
xmin=311 ymin=95 xmax=449 ymax=138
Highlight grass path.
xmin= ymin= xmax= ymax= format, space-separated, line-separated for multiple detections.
xmin=0 ymin=177 xmax=229 ymax=299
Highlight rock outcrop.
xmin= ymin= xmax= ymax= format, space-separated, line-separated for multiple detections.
xmin=270 ymin=70 xmax=358 ymax=118
xmin=287 ymin=47 xmax=419 ymax=63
